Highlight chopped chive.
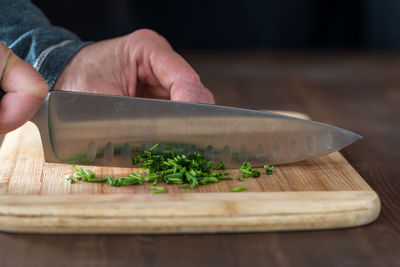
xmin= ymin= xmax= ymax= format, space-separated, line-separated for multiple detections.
xmin=166 ymin=177 xmax=183 ymax=184
xmin=129 ymin=173 xmax=143 ymax=178
xmin=242 ymin=173 xmax=251 ymax=178
xmin=199 ymin=177 xmax=219 ymax=185
xmin=211 ymin=172 xmax=223 ymax=178
xmin=251 ymin=169 xmax=261 ymax=178
xmin=150 ymin=143 xmax=160 ymax=151
xmin=72 ymin=164 xmax=79 ymax=173
xmin=239 ymin=162 xmax=252 ymax=172
xmin=67 ymin=144 xmax=277 ymax=191
xmin=218 ymin=176 xmax=233 ymax=180
xmin=145 ymin=173 xmax=159 ymax=182
xmin=231 ymin=186 xmax=247 ymax=192
xmin=65 ymin=175 xmax=74 ymax=184
xmin=150 ymin=186 xmax=165 ymax=194
xmin=164 ymin=173 xmax=183 ymax=179
xmin=264 ymin=165 xmax=275 ymax=175
xmin=239 ymin=162 xmax=261 ymax=178
xmin=107 ymin=176 xmax=117 ymax=186
xmin=85 ymin=169 xmax=96 ymax=179
xmin=87 ymin=178 xmax=108 ymax=183
xmin=215 ymin=162 xmax=226 ymax=170
xmin=116 ymin=177 xmax=142 ymax=186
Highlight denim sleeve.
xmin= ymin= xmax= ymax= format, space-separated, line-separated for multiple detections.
xmin=0 ymin=0 xmax=91 ymax=89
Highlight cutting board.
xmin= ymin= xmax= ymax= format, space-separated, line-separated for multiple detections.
xmin=0 ymin=112 xmax=380 ymax=234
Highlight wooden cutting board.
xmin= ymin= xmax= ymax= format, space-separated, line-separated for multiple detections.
xmin=0 ymin=112 xmax=380 ymax=234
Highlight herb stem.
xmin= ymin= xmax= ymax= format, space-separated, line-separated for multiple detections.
xmin=264 ymin=165 xmax=275 ymax=175
xmin=150 ymin=186 xmax=165 ymax=194
xmin=231 ymin=186 xmax=247 ymax=192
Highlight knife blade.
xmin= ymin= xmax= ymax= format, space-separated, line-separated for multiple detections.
xmin=29 ymin=91 xmax=361 ymax=168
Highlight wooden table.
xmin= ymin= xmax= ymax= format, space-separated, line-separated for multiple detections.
xmin=0 ymin=51 xmax=399 ymax=266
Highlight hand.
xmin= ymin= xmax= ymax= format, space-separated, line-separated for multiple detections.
xmin=54 ymin=29 xmax=215 ymax=104
xmin=0 ymin=42 xmax=48 ymax=134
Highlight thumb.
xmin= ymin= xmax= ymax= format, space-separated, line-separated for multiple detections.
xmin=0 ymin=42 xmax=48 ymax=134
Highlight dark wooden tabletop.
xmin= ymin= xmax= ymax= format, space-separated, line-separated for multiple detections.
xmin=1 ymin=50 xmax=399 ymax=267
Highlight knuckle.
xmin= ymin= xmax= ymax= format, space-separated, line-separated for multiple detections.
xmin=128 ymin=29 xmax=171 ymax=49
xmin=134 ymin=29 xmax=160 ymax=39
xmin=129 ymin=29 xmax=165 ymax=43
xmin=180 ymin=68 xmax=201 ymax=85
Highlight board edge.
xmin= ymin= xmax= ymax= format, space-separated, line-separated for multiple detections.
xmin=0 ymin=190 xmax=380 ymax=234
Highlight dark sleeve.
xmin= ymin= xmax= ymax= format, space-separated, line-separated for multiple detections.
xmin=0 ymin=0 xmax=92 ymax=89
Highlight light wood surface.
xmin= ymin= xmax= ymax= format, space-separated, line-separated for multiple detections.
xmin=0 ymin=112 xmax=380 ymax=233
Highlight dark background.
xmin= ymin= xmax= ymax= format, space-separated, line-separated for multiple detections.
xmin=32 ymin=0 xmax=400 ymax=50
xmin=1 ymin=2 xmax=399 ymax=267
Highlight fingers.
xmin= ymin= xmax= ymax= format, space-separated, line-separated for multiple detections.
xmin=155 ymin=50 xmax=215 ymax=104
xmin=0 ymin=42 xmax=48 ymax=134
xmin=131 ymin=29 xmax=215 ymax=104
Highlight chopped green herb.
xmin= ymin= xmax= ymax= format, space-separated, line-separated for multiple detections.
xmin=132 ymin=157 xmax=138 ymax=166
xmin=164 ymin=173 xmax=183 ymax=179
xmin=65 ymin=175 xmax=74 ymax=184
xmin=218 ymin=176 xmax=233 ymax=180
xmin=144 ymin=173 xmax=159 ymax=183
xmin=72 ymin=164 xmax=97 ymax=182
xmin=166 ymin=177 xmax=183 ymax=184
xmin=87 ymin=178 xmax=108 ymax=183
xmin=116 ymin=173 xmax=144 ymax=186
xmin=180 ymin=172 xmax=198 ymax=189
xmin=215 ymin=162 xmax=226 ymax=170
xmin=85 ymin=169 xmax=96 ymax=179
xmin=107 ymin=176 xmax=117 ymax=186
xmin=135 ymin=148 xmax=222 ymax=189
xmin=150 ymin=186 xmax=166 ymax=194
xmin=242 ymin=172 xmax=251 ymax=178
xmin=68 ymin=145 xmax=277 ymax=192
xmin=264 ymin=165 xmax=275 ymax=175
xmin=239 ymin=162 xmax=250 ymax=170
xmin=239 ymin=161 xmax=252 ymax=176
xmin=251 ymin=169 xmax=261 ymax=178
xmin=239 ymin=162 xmax=261 ymax=178
xmin=231 ymin=186 xmax=247 ymax=192
xmin=150 ymin=143 xmax=160 ymax=151
xmin=199 ymin=177 xmax=219 ymax=185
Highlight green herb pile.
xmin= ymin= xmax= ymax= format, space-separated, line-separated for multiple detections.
xmin=238 ymin=162 xmax=260 ymax=181
xmin=65 ymin=144 xmax=275 ymax=193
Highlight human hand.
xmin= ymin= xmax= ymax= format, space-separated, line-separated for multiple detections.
xmin=54 ymin=29 xmax=215 ymax=104
xmin=0 ymin=42 xmax=48 ymax=134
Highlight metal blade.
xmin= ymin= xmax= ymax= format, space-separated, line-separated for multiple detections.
xmin=31 ymin=91 xmax=361 ymax=168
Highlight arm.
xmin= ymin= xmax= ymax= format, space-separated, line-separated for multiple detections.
xmin=0 ymin=0 xmax=91 ymax=89
xmin=0 ymin=0 xmax=214 ymax=134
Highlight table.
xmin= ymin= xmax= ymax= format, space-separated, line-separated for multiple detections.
xmin=0 ymin=51 xmax=399 ymax=266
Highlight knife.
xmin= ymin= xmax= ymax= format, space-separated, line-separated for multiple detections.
xmin=25 ymin=91 xmax=361 ymax=168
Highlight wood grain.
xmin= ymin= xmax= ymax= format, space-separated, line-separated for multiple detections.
xmin=0 ymin=191 xmax=379 ymax=233
xmin=0 ymin=51 xmax=399 ymax=267
xmin=0 ymin=115 xmax=379 ymax=233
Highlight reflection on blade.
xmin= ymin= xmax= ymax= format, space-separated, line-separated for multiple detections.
xmin=36 ymin=91 xmax=361 ymax=168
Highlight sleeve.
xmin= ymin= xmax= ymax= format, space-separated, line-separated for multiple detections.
xmin=0 ymin=0 xmax=92 ymax=89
